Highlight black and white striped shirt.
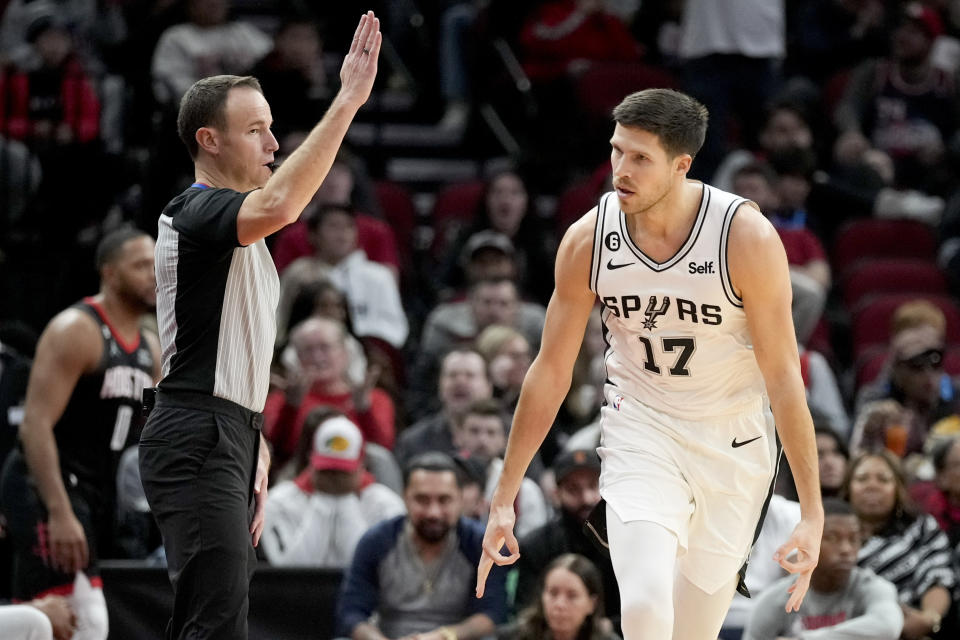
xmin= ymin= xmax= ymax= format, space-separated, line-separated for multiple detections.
xmin=155 ymin=185 xmax=279 ymax=412
xmin=858 ymin=513 xmax=956 ymax=606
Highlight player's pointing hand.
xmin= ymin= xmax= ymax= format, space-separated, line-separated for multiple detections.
xmin=476 ymin=503 xmax=520 ymax=598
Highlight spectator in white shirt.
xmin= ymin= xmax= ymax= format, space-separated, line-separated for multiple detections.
xmin=261 ymin=410 xmax=405 ymax=569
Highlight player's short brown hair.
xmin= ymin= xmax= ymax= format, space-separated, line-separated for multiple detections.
xmin=612 ymin=88 xmax=709 ymax=158
xmin=177 ymin=75 xmax=263 ymax=159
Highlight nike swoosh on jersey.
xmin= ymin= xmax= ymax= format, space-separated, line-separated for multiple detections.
xmin=731 ymin=436 xmax=762 ymax=448
xmin=606 ymin=259 xmax=635 ymax=270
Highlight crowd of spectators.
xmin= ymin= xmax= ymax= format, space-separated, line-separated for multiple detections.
xmin=6 ymin=0 xmax=960 ymax=638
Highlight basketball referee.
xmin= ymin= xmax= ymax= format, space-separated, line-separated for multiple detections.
xmin=139 ymin=12 xmax=382 ymax=639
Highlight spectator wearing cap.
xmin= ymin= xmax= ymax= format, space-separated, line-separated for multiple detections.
xmin=853 ymin=322 xmax=958 ymax=457
xmin=264 ymin=317 xmax=395 ymax=469
xmin=337 ymin=452 xmax=508 ymax=640
xmin=280 ymin=202 xmax=408 ymax=350
xmin=515 ymin=449 xmax=620 ymax=628
xmin=260 ymin=412 xmax=404 ymax=569
xmin=408 ymin=278 xmax=545 ymax=421
xmin=835 ymin=1 xmax=960 ymax=193
xmin=451 ymin=399 xmax=548 ymax=538
xmin=438 ymin=171 xmax=556 ymax=304
xmin=438 ymin=230 xmax=520 ymax=302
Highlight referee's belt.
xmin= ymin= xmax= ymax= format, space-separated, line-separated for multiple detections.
xmin=142 ymin=387 xmax=264 ymax=431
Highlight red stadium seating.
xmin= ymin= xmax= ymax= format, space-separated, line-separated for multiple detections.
xmin=841 ymin=258 xmax=947 ymax=310
xmin=832 ymin=219 xmax=937 ymax=278
xmin=430 ymin=180 xmax=486 ymax=257
xmin=374 ymin=180 xmax=418 ymax=272
xmin=574 ymin=62 xmax=679 ymax=121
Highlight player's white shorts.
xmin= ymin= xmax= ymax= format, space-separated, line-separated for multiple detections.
xmin=597 ymin=386 xmax=779 ymax=595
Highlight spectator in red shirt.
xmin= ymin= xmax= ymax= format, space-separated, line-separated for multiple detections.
xmin=265 ymin=317 xmax=395 ymax=469
xmin=519 ymin=0 xmax=641 ymax=82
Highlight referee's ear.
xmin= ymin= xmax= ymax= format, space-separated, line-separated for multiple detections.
xmin=195 ymin=126 xmax=219 ymax=156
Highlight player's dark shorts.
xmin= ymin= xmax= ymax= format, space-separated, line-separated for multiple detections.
xmin=0 ymin=449 xmax=106 ymax=600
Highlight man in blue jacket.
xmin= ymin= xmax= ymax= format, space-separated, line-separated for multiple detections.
xmin=337 ymin=452 xmax=507 ymax=639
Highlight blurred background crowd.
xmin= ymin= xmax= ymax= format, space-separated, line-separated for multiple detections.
xmin=5 ymin=0 xmax=960 ymax=638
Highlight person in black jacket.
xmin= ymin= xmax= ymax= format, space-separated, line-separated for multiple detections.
xmin=515 ymin=449 xmax=620 ymax=626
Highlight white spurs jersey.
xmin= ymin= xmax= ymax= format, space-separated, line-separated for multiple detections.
xmin=588 ymin=184 xmax=767 ymax=419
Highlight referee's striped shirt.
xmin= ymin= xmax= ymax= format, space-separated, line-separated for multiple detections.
xmin=154 ymin=185 xmax=279 ymax=412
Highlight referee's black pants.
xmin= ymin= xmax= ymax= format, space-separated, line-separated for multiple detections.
xmin=139 ymin=391 xmax=262 ymax=640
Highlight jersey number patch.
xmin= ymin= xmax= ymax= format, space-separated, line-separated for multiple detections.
xmin=637 ymin=336 xmax=696 ymax=376
xmin=110 ymin=405 xmax=134 ymax=451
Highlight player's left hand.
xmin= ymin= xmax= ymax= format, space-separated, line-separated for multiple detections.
xmin=774 ymin=517 xmax=822 ymax=612
xmin=250 ymin=440 xmax=270 ymax=546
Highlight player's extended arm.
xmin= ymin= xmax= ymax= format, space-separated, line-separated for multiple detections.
xmin=476 ymin=211 xmax=597 ymax=597
xmin=19 ymin=310 xmax=102 ymax=574
xmin=235 ymin=11 xmax=382 ymax=245
xmin=730 ymin=204 xmax=824 ymax=613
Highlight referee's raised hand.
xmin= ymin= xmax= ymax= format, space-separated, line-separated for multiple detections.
xmin=339 ymin=11 xmax=382 ymax=109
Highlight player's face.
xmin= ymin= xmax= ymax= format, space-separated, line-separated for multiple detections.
xmin=112 ymin=236 xmax=157 ymax=310
xmin=557 ymin=469 xmax=601 ymax=522
xmin=542 ymin=567 xmax=596 ymax=638
xmin=848 ymin=456 xmax=898 ymax=523
xmin=816 ymin=433 xmax=848 ymax=493
xmin=219 ymin=87 xmax=278 ymax=190
xmin=455 ymin=414 xmax=506 ymax=460
xmin=610 ymin=123 xmax=687 ymax=215
xmin=816 ymin=514 xmax=861 ymax=583
xmin=405 ymin=470 xmax=462 ymax=543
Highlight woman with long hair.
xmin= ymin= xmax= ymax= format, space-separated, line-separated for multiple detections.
xmin=502 ymin=554 xmax=619 ymax=640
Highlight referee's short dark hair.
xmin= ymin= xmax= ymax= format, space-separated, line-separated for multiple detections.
xmin=95 ymin=227 xmax=148 ymax=274
xmin=177 ymin=75 xmax=263 ymax=159
xmin=612 ymin=88 xmax=708 ymax=158
xmin=404 ymin=452 xmax=464 ymax=488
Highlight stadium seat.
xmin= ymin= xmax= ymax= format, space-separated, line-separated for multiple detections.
xmin=832 ymin=219 xmax=937 ymax=278
xmin=430 ymin=180 xmax=486 ymax=257
xmin=841 ymin=258 xmax=948 ymax=310
xmin=374 ymin=180 xmax=418 ymax=272
xmin=574 ymin=62 xmax=679 ymax=121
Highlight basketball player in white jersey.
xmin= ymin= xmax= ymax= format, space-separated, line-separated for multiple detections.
xmin=476 ymin=89 xmax=823 ymax=640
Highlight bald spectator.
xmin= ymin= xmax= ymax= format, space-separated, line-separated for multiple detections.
xmin=395 ymin=349 xmax=492 ymax=468
xmin=264 ymin=317 xmax=395 ymax=468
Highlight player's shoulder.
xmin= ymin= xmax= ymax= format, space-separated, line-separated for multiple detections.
xmin=35 ymin=305 xmax=102 ymax=366
xmin=43 ymin=305 xmax=101 ymax=343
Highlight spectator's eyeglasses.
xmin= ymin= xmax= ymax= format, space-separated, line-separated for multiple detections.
xmin=897 ymin=348 xmax=944 ymax=372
